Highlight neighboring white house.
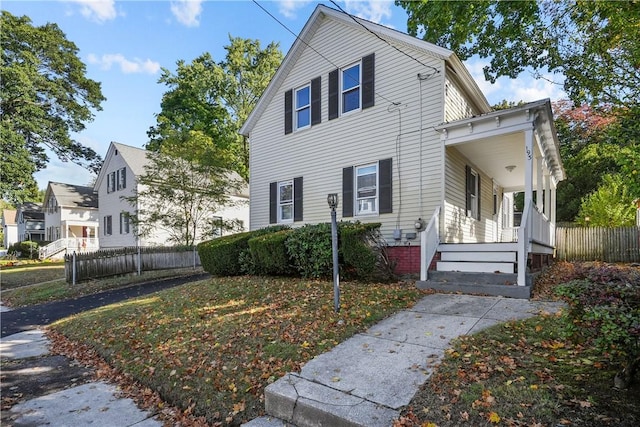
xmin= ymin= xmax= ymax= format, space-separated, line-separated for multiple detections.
xmin=2 ymin=209 xmax=17 ymax=248
xmin=240 ymin=5 xmax=565 ymax=294
xmin=94 ymin=142 xmax=250 ymax=249
xmin=40 ymin=182 xmax=100 ymax=259
xmin=17 ymin=202 xmax=45 ymax=243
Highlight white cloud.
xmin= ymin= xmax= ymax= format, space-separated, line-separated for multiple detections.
xmin=87 ymin=53 xmax=161 ymax=75
xmin=170 ymin=0 xmax=203 ymax=27
xmin=276 ymin=0 xmax=313 ymax=19
xmin=464 ymin=56 xmax=566 ymax=105
xmin=344 ymin=0 xmax=393 ymax=24
xmin=70 ymin=0 xmax=117 ymax=23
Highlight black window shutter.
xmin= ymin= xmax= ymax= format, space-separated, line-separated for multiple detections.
xmin=362 ymin=53 xmax=375 ymax=109
xmin=342 ymin=166 xmax=354 ymax=217
xmin=379 ymin=158 xmax=392 ymax=214
xmin=122 ymin=168 xmax=126 ymax=189
xmin=311 ymin=77 xmax=321 ymax=126
xmin=284 ymin=90 xmax=293 ymax=134
xmin=328 ymin=69 xmax=338 ymax=120
xmin=294 ymin=177 xmax=303 ymax=222
xmin=465 ymin=165 xmax=471 ymax=216
xmin=269 ymin=182 xmax=277 ymax=224
xmin=476 ymin=174 xmax=481 ymax=220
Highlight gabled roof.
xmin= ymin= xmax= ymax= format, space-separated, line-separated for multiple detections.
xmin=45 ymin=182 xmax=98 ymax=209
xmin=94 ymin=142 xmax=150 ymax=191
xmin=240 ymin=4 xmax=490 ymax=136
xmin=18 ymin=202 xmax=44 ymax=221
xmin=2 ymin=209 xmax=17 ymax=225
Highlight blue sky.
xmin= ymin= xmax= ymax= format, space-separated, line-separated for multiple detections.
xmin=3 ymin=0 xmax=566 ymax=190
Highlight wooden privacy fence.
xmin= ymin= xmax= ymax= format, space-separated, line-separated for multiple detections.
xmin=555 ymin=226 xmax=640 ymax=263
xmin=65 ymin=246 xmax=201 ymax=284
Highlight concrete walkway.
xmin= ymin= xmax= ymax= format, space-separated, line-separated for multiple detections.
xmin=246 ymin=293 xmax=565 ymax=427
xmin=1 ymin=329 xmax=163 ymax=427
xmin=0 ymin=293 xmax=564 ymax=427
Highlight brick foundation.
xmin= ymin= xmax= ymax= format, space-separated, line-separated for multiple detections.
xmin=386 ymin=245 xmax=421 ymax=275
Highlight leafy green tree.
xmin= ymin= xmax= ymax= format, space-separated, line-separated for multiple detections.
xmin=554 ymin=102 xmax=640 ymax=221
xmin=147 ymin=36 xmax=282 ymax=180
xmin=1 ymin=12 xmax=106 ymax=204
xmin=396 ymin=0 xmax=640 ymax=107
xmin=127 ymin=131 xmax=246 ymax=246
xmin=576 ymin=174 xmax=636 ymax=227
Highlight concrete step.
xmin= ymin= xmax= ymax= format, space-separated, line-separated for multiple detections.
xmin=417 ymin=280 xmax=531 ymax=299
xmin=437 ymin=242 xmax=518 ymax=252
xmin=437 ymin=261 xmax=514 ymax=274
xmin=428 ymin=270 xmax=519 ymax=286
xmin=440 ymin=251 xmax=516 ymax=263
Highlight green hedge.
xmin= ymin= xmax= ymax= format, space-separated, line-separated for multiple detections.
xmin=248 ymin=229 xmax=293 ymax=276
xmin=198 ymin=226 xmax=288 ymax=276
xmin=340 ymin=222 xmax=380 ymax=280
xmin=285 ymin=223 xmax=333 ymax=279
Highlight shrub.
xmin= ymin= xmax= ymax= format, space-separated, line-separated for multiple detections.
xmin=555 ymin=264 xmax=640 ymax=388
xmin=248 ymin=229 xmax=294 ymax=276
xmin=8 ymin=241 xmax=40 ymax=259
xmin=197 ymin=226 xmax=289 ymax=276
xmin=340 ymin=222 xmax=381 ymax=281
xmin=285 ymin=223 xmax=333 ymax=279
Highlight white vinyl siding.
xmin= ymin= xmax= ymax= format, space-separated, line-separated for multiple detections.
xmin=443 ymin=147 xmax=497 ymax=243
xmin=444 ymin=77 xmax=476 ymax=123
xmin=248 ymin=16 xmax=445 ymax=243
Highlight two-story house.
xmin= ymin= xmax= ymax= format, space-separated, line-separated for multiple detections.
xmin=16 ymin=202 xmax=45 ymax=243
xmin=39 ymin=182 xmax=100 ymax=259
xmin=94 ymin=142 xmax=250 ymax=249
xmin=240 ymin=5 xmax=565 ymax=297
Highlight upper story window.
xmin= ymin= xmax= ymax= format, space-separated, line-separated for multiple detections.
xmin=329 ymin=53 xmax=375 ymax=121
xmin=355 ymin=163 xmax=377 ymax=215
xmin=117 ymin=167 xmax=126 ymax=190
xmin=295 ymin=85 xmax=311 ymax=130
xmin=107 ymin=171 xmax=116 ymax=193
xmin=342 ymin=62 xmax=361 ymax=114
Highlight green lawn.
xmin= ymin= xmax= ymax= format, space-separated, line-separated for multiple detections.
xmin=49 ymin=276 xmax=426 ymax=425
xmin=0 ymin=261 xmax=65 ymax=290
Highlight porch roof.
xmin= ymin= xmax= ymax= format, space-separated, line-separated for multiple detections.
xmin=435 ymin=99 xmax=565 ymax=191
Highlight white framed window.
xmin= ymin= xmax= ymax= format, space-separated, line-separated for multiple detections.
xmin=278 ymin=180 xmax=293 ymax=223
xmin=355 ymin=163 xmax=378 ymax=215
xmin=117 ymin=167 xmax=126 ymax=190
xmin=341 ymin=62 xmax=361 ymax=114
xmin=295 ymin=84 xmax=311 ymax=130
xmin=107 ymin=171 xmax=116 ymax=193
xmin=119 ymin=212 xmax=130 ymax=234
xmin=104 ymin=215 xmax=112 ymax=236
xmin=469 ymin=169 xmax=479 ymax=219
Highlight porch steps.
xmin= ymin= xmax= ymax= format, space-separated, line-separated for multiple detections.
xmin=417 ymin=271 xmax=532 ymax=299
xmin=436 ymin=243 xmax=517 ymax=274
xmin=419 ymin=243 xmax=531 ymax=299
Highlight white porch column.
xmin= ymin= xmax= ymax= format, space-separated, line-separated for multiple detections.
xmin=519 ymin=128 xmax=534 ymax=287
xmin=536 ymin=156 xmax=544 ymax=212
xmin=544 ymin=172 xmax=551 ymax=218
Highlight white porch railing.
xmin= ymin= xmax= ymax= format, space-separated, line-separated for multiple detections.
xmin=517 ymin=202 xmax=531 ymax=287
xmin=39 ymin=238 xmax=99 ymax=259
xmin=420 ymin=206 xmax=440 ymax=281
xmin=530 ymin=207 xmax=553 ymax=247
xmin=516 ymin=202 xmax=554 ymax=286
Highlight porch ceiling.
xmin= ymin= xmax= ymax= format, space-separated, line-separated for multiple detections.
xmin=452 ymin=132 xmax=526 ymax=191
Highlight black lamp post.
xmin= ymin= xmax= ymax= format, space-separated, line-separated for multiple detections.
xmin=327 ymin=193 xmax=340 ymax=313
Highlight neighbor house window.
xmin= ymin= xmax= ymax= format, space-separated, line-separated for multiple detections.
xmin=269 ymin=177 xmax=303 ymax=224
xmin=342 ymin=62 xmax=361 ymax=114
xmin=104 ymin=215 xmax=112 ymax=236
xmin=119 ymin=212 xmax=130 ymax=234
xmin=117 ymin=167 xmax=126 ymax=190
xmin=295 ymin=84 xmax=311 ymax=130
xmin=107 ymin=172 xmax=116 ymax=193
xmin=465 ymin=166 xmax=480 ymax=220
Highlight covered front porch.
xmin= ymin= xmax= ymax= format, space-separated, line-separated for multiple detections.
xmin=419 ymin=99 xmax=565 ymax=296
